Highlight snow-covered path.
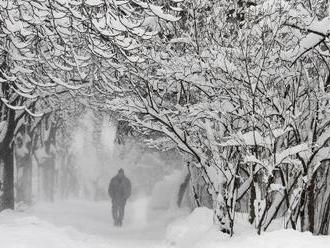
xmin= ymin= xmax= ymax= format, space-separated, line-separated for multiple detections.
xmin=0 ymin=198 xmax=188 ymax=248
xmin=1 ymin=199 xmax=330 ymax=248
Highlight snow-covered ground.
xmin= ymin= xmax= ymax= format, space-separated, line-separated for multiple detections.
xmin=1 ymin=199 xmax=330 ymax=248
xmin=166 ymin=207 xmax=330 ymax=248
xmin=0 ymin=198 xmax=188 ymax=248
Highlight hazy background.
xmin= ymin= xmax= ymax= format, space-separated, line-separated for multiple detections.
xmin=43 ymin=110 xmax=187 ymax=209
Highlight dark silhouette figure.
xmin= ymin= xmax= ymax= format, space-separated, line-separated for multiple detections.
xmin=108 ymin=169 xmax=131 ymax=226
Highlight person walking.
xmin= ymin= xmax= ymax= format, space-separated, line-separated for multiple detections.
xmin=108 ymin=168 xmax=131 ymax=226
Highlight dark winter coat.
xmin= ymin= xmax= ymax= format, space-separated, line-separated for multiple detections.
xmin=108 ymin=174 xmax=131 ymax=203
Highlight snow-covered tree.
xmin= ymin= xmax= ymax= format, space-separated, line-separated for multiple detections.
xmin=0 ymin=0 xmax=180 ymax=210
xmin=104 ymin=0 xmax=330 ymax=235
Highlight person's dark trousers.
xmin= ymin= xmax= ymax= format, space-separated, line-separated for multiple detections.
xmin=112 ymin=199 xmax=126 ymax=226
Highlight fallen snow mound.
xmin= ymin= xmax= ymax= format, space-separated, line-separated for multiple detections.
xmin=166 ymin=207 xmax=214 ymax=247
xmin=165 ymin=207 xmax=330 ymax=248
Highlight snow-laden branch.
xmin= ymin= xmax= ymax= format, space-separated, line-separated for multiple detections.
xmin=1 ymin=98 xmax=43 ymax=118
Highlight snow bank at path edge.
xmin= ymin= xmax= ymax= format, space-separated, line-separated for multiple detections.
xmin=165 ymin=207 xmax=330 ymax=248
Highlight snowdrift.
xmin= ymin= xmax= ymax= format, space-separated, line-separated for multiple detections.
xmin=166 ymin=207 xmax=214 ymax=247
xmin=165 ymin=207 xmax=330 ymax=248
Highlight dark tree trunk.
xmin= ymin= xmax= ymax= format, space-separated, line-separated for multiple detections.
xmin=307 ymin=174 xmax=316 ymax=233
xmin=249 ymin=165 xmax=257 ymax=225
xmin=319 ymin=193 xmax=330 ymax=235
xmin=1 ymin=145 xmax=15 ymax=210
xmin=0 ymin=108 xmax=16 ymax=210
xmin=0 ymin=58 xmax=15 ymax=210
xmin=249 ymin=182 xmax=256 ymax=224
xmin=318 ymin=165 xmax=330 ymax=235
xmin=299 ymin=187 xmax=307 ymax=231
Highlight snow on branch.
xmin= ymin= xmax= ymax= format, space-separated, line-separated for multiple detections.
xmin=1 ymin=98 xmax=43 ymax=118
xmin=149 ymin=4 xmax=181 ymax=22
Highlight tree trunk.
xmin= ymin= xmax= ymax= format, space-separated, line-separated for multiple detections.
xmin=0 ymin=107 xmax=16 ymax=211
xmin=307 ymin=174 xmax=316 ymax=233
xmin=299 ymin=187 xmax=307 ymax=231
xmin=249 ymin=167 xmax=257 ymax=224
xmin=1 ymin=145 xmax=15 ymax=210
xmin=318 ymin=193 xmax=330 ymax=235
